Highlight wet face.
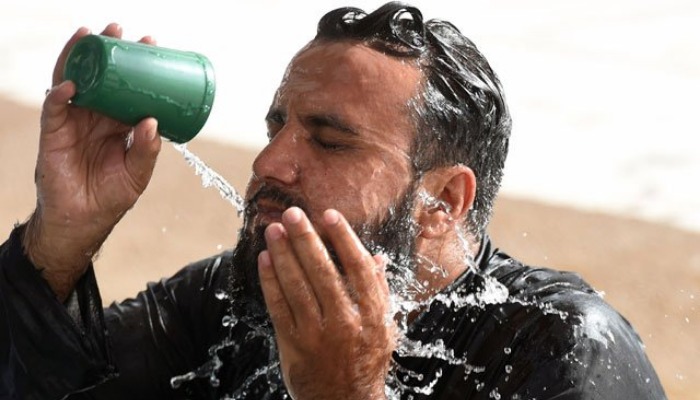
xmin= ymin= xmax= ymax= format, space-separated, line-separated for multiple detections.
xmin=245 ymin=41 xmax=422 ymax=242
xmin=229 ymin=41 xmax=424 ymax=315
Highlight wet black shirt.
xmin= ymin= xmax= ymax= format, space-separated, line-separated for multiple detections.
xmin=0 ymin=226 xmax=667 ymax=399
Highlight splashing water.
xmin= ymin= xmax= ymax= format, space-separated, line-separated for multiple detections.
xmin=167 ymin=147 xmax=576 ymax=398
xmin=173 ymin=143 xmax=246 ymax=216
xmin=170 ymin=339 xmax=228 ymax=388
xmin=170 ymin=240 xmax=571 ymax=398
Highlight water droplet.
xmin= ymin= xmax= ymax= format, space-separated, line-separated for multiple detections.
xmin=505 ymin=365 xmax=512 ymax=373
xmin=222 ymin=315 xmax=237 ymax=327
xmin=504 ymin=347 xmax=511 ymax=354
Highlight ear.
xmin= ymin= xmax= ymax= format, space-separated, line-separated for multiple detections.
xmin=416 ymin=165 xmax=476 ymax=239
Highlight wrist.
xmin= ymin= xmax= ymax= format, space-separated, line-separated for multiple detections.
xmin=22 ymin=209 xmax=99 ymax=300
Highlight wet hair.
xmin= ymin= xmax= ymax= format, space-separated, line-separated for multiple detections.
xmin=315 ymin=2 xmax=512 ymax=236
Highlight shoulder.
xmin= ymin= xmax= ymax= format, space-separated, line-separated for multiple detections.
xmin=106 ymin=250 xmax=235 ymax=324
xmin=165 ymin=250 xmax=235 ymax=292
xmin=484 ymin=249 xmax=626 ymax=337
xmin=482 ymin=248 xmax=635 ymax=346
xmin=477 ymin=248 xmax=665 ymax=397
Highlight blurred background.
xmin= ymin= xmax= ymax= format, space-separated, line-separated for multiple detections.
xmin=1 ymin=0 xmax=698 ymax=398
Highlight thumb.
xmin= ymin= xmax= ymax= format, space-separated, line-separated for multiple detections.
xmin=41 ymin=81 xmax=75 ymax=134
xmin=125 ymin=117 xmax=161 ymax=192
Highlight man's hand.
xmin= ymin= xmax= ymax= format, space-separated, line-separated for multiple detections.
xmin=22 ymin=24 xmax=162 ymax=301
xmin=259 ymin=207 xmax=394 ymax=399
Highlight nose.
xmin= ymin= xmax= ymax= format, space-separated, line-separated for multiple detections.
xmin=252 ymin=126 xmax=301 ymax=186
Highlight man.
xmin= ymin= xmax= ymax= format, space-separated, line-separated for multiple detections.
xmin=0 ymin=2 xmax=666 ymax=399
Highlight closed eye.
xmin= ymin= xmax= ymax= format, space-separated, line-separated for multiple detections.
xmin=306 ymin=114 xmax=358 ymax=151
xmin=311 ymin=136 xmax=347 ymax=151
xmin=305 ymin=114 xmax=358 ymax=137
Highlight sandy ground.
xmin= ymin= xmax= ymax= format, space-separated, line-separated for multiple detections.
xmin=1 ymin=97 xmax=698 ymax=399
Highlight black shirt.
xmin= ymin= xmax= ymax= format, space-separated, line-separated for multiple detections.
xmin=0 ymin=226 xmax=667 ymax=399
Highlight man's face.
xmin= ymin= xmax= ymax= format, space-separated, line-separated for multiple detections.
xmin=245 ymin=41 xmax=422 ymax=244
xmin=230 ymin=41 xmax=423 ymax=314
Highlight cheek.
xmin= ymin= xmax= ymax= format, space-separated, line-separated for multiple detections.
xmin=359 ymin=164 xmax=411 ymax=217
xmin=301 ymin=157 xmax=411 ymax=223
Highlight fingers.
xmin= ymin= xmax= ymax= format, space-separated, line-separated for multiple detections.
xmin=53 ymin=24 xmax=155 ymax=91
xmin=138 ymin=35 xmax=157 ymax=46
xmin=282 ymin=208 xmax=352 ymax=316
xmin=262 ymin=221 xmax=322 ymax=328
xmin=322 ymin=209 xmax=387 ymax=317
xmin=99 ymin=22 xmax=123 ymax=38
xmin=53 ymin=23 xmax=131 ymax=86
xmin=373 ymin=254 xmax=391 ymax=299
xmin=52 ymin=24 xmax=123 ymax=86
xmin=258 ymin=250 xmax=295 ymax=332
xmin=261 ymin=207 xmax=388 ymax=328
xmin=41 ymin=81 xmax=75 ymax=134
xmin=260 ymin=208 xmax=395 ymax=398
xmin=124 ymin=118 xmax=161 ymax=193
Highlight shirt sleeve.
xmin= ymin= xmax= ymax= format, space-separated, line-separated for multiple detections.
xmin=0 ymin=225 xmax=115 ymax=399
xmin=90 ymin=250 xmax=230 ymax=399
xmin=0 ymin=225 xmax=230 ymax=400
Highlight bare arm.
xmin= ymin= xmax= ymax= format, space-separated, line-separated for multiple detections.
xmin=21 ymin=24 xmax=162 ymax=301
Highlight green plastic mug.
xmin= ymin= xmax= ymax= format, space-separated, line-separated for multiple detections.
xmin=63 ymin=34 xmax=216 ymax=143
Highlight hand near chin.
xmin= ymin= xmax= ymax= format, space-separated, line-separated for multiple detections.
xmin=258 ymin=207 xmax=394 ymax=399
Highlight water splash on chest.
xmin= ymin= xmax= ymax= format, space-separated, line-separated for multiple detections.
xmin=165 ymin=152 xmax=573 ymax=399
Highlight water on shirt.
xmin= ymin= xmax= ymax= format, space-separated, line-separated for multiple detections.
xmin=167 ymin=144 xmax=571 ymax=398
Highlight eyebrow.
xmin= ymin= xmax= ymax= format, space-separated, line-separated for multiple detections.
xmin=305 ymin=114 xmax=359 ymax=136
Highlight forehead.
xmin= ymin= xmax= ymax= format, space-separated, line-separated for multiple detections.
xmin=275 ymin=41 xmax=422 ymax=136
xmin=285 ymin=40 xmax=421 ymax=92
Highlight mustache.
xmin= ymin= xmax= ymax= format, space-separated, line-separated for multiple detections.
xmin=245 ymin=184 xmax=310 ymax=218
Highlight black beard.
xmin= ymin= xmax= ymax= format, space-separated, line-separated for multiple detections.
xmin=226 ymin=182 xmax=420 ymax=323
